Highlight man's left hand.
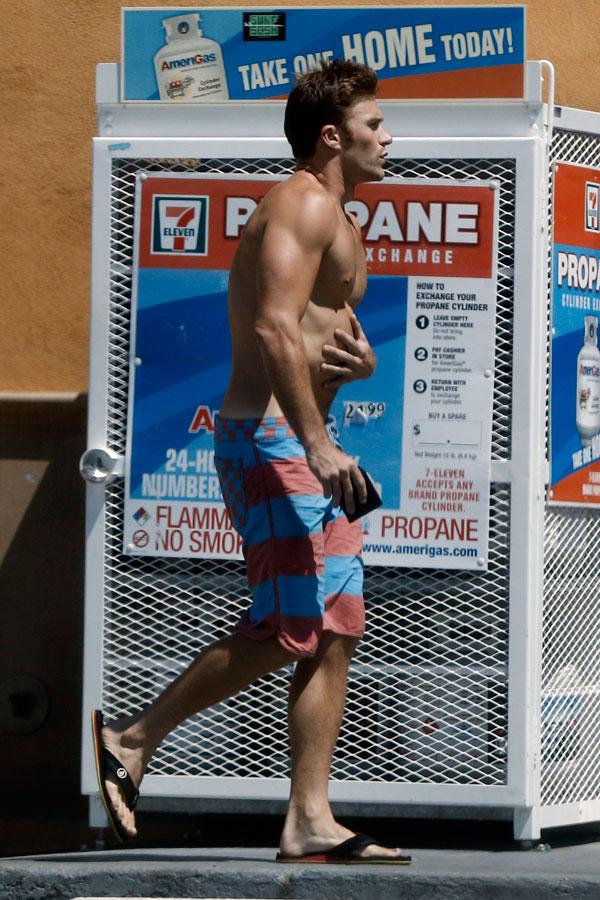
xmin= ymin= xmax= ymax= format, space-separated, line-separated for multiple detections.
xmin=320 ymin=313 xmax=377 ymax=388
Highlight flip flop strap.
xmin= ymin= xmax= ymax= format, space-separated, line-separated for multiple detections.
xmin=101 ymin=747 xmax=139 ymax=810
xmin=328 ymin=833 xmax=376 ymax=858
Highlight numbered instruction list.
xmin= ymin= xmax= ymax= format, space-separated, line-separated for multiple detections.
xmin=394 ymin=278 xmax=496 ymax=567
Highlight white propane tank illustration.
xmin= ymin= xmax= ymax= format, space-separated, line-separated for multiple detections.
xmin=154 ymin=13 xmax=229 ymax=102
xmin=576 ymin=315 xmax=600 ymax=445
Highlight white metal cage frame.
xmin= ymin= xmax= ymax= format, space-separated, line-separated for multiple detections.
xmin=84 ymin=78 xmax=578 ymax=839
xmin=538 ymin=116 xmax=600 ymax=829
xmin=99 ymin=151 xmax=516 ymax=788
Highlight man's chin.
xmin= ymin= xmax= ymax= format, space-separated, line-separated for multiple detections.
xmin=356 ymin=165 xmax=386 ymax=184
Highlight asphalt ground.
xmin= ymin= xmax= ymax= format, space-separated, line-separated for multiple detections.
xmin=2 ymin=834 xmax=600 ymax=900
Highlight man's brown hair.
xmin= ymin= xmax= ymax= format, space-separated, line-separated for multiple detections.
xmin=284 ymin=60 xmax=378 ymax=161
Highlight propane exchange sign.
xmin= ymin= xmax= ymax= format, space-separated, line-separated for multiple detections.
xmin=123 ymin=174 xmax=498 ymax=570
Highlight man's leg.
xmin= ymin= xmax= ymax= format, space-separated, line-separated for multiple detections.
xmin=100 ymin=632 xmax=296 ymax=838
xmin=101 ymin=419 xmax=301 ymax=837
xmin=279 ymin=633 xmax=404 ymax=860
xmin=280 ymin=632 xmax=355 ymax=853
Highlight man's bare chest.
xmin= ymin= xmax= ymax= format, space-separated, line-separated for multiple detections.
xmin=314 ymin=222 xmax=367 ymax=307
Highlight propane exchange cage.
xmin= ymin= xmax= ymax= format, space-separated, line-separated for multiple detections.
xmin=80 ymin=62 xmax=600 ymax=843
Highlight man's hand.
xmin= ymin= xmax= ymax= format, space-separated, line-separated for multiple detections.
xmin=305 ymin=441 xmax=367 ymax=514
xmin=320 ymin=313 xmax=377 ymax=389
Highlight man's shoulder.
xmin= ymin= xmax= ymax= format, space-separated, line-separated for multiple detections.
xmin=269 ymin=173 xmax=335 ymax=210
xmin=263 ymin=174 xmax=337 ymax=232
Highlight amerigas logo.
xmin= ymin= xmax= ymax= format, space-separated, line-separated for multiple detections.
xmin=585 ymin=182 xmax=600 ymax=233
xmin=152 ymin=195 xmax=209 ymax=254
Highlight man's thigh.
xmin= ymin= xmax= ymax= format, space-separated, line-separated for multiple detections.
xmin=215 ymin=417 xmax=332 ymax=656
xmin=322 ymin=509 xmax=365 ymax=640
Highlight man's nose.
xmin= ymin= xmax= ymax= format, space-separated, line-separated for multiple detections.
xmin=381 ymin=129 xmax=393 ymax=146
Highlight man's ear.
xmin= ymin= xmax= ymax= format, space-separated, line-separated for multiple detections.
xmin=320 ymin=123 xmax=342 ymax=151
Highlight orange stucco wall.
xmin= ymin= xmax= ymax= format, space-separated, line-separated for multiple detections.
xmin=2 ymin=0 xmax=599 ymax=391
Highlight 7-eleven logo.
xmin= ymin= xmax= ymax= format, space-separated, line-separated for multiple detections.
xmin=585 ymin=182 xmax=600 ymax=233
xmin=152 ymin=195 xmax=209 ymax=254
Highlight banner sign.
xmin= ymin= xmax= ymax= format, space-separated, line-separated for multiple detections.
xmin=549 ymin=162 xmax=600 ymax=506
xmin=122 ymin=5 xmax=525 ymax=102
xmin=124 ymin=174 xmax=498 ymax=569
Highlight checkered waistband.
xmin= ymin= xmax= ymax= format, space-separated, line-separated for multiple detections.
xmin=214 ymin=415 xmax=297 ymax=442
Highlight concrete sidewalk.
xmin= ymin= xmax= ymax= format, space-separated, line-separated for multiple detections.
xmin=1 ymin=843 xmax=600 ymax=900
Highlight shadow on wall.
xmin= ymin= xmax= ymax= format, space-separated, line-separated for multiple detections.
xmin=0 ymin=394 xmax=93 ymax=855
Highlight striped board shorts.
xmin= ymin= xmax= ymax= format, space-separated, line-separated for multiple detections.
xmin=214 ymin=415 xmax=365 ymax=658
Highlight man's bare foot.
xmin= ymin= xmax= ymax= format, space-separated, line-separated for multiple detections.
xmin=96 ymin=714 xmax=148 ymax=840
xmin=279 ymin=816 xmax=407 ymax=861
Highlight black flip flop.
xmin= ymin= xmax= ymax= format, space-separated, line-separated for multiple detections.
xmin=91 ymin=709 xmax=139 ymax=844
xmin=276 ymin=832 xmax=412 ymax=864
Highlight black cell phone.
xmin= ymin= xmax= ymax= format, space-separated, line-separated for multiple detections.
xmin=340 ymin=466 xmax=382 ymax=522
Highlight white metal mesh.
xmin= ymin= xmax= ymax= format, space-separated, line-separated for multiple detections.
xmin=101 ymin=153 xmax=516 ymax=788
xmin=103 ymin=481 xmax=510 ymax=783
xmin=541 ymin=506 xmax=600 ymax=804
xmin=541 ymin=126 xmax=600 ymax=806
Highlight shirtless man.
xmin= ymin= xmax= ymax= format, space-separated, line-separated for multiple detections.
xmin=92 ymin=60 xmax=410 ymax=864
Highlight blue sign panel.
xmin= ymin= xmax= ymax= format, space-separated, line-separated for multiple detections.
xmin=122 ymin=5 xmax=526 ymax=102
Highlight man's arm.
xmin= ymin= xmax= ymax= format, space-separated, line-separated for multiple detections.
xmin=253 ymin=188 xmax=366 ymax=511
xmin=320 ymin=211 xmax=376 ymax=387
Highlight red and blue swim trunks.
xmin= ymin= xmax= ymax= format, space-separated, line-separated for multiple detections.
xmin=214 ymin=415 xmax=364 ymax=658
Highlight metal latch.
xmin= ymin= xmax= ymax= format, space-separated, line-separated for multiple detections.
xmin=79 ymin=448 xmax=123 ymax=483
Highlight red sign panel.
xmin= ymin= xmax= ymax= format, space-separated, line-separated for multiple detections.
xmin=354 ymin=181 xmax=496 ymax=277
xmin=554 ymin=162 xmax=600 ymax=250
xmin=138 ymin=176 xmax=278 ymax=270
xmin=139 ymin=176 xmax=496 ymax=280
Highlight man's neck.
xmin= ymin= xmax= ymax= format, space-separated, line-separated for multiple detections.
xmin=296 ymin=159 xmax=356 ymax=206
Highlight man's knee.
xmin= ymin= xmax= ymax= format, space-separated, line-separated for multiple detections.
xmin=316 ymin=631 xmax=360 ymax=663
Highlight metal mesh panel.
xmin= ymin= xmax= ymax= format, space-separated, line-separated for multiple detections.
xmin=541 ymin=506 xmax=600 ymax=804
xmin=541 ymin=127 xmax=600 ymax=807
xmin=551 ymin=127 xmax=600 ymax=170
xmin=103 ymin=480 xmax=510 ymax=784
xmin=101 ymin=153 xmax=516 ymax=789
